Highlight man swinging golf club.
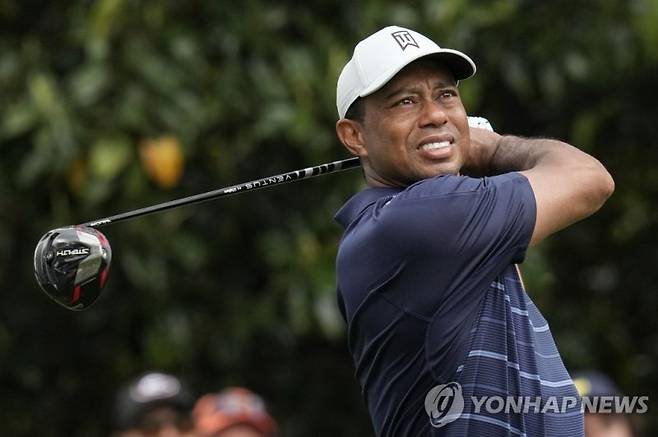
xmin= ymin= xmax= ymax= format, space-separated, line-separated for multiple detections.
xmin=334 ymin=26 xmax=614 ymax=436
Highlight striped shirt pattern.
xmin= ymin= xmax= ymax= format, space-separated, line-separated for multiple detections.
xmin=440 ymin=265 xmax=584 ymax=436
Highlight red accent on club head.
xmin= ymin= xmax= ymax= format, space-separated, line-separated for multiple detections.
xmin=71 ymin=285 xmax=81 ymax=303
xmin=99 ymin=266 xmax=110 ymax=288
xmin=96 ymin=230 xmax=109 ymax=247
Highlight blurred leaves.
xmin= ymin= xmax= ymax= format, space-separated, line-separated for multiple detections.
xmin=0 ymin=0 xmax=657 ymax=436
xmin=91 ymin=134 xmax=131 ymax=179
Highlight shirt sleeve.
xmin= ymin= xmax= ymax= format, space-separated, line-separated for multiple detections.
xmin=372 ymin=172 xmax=536 ymax=379
xmin=379 ymin=172 xmax=535 ymax=267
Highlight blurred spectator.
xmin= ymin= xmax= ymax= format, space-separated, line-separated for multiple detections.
xmin=573 ymin=370 xmax=636 ymax=437
xmin=112 ymin=371 xmax=196 ymax=437
xmin=193 ymin=387 xmax=277 ymax=437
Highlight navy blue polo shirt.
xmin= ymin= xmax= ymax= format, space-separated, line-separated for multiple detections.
xmin=335 ymin=172 xmax=583 ymax=436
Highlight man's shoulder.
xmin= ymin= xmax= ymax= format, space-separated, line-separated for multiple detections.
xmin=400 ymin=172 xmax=530 ymax=201
xmin=335 ymin=172 xmax=533 ymax=234
xmin=334 ymin=175 xmax=470 ymax=226
xmin=334 ymin=186 xmax=401 ymax=229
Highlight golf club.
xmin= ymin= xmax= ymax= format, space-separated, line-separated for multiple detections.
xmin=34 ymin=157 xmax=361 ymax=311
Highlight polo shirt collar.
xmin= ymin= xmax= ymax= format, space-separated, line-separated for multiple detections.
xmin=335 ymin=186 xmax=401 ymax=228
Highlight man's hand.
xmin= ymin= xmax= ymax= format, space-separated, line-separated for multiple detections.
xmin=462 ymin=124 xmax=503 ymax=177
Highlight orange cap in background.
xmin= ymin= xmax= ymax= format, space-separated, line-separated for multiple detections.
xmin=193 ymin=387 xmax=277 ymax=437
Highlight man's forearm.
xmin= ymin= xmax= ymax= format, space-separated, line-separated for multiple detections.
xmin=489 ymin=136 xmax=577 ymax=174
xmin=465 ymin=129 xmax=607 ymax=177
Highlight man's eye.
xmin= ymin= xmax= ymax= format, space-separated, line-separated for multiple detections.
xmin=440 ymin=90 xmax=458 ymax=99
xmin=397 ymin=97 xmax=414 ymax=106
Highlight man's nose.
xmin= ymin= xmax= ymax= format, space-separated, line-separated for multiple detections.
xmin=418 ymin=100 xmax=448 ymax=128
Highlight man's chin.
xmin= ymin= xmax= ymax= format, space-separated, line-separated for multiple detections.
xmin=422 ymin=164 xmax=461 ymax=178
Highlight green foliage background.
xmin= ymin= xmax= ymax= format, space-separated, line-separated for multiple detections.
xmin=1 ymin=0 xmax=657 ymax=435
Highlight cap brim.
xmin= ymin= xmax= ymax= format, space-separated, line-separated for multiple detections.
xmin=359 ymin=49 xmax=476 ymax=98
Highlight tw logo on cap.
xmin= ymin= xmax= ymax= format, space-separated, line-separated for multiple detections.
xmin=391 ymin=30 xmax=420 ymax=50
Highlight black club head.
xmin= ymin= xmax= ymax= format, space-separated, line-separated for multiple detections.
xmin=34 ymin=226 xmax=112 ymax=310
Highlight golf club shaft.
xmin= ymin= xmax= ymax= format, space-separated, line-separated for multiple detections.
xmin=82 ymin=157 xmax=361 ymax=228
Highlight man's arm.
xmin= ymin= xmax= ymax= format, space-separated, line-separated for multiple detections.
xmin=464 ymin=127 xmax=615 ymax=246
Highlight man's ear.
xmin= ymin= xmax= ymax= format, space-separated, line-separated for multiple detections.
xmin=336 ymin=119 xmax=367 ymax=157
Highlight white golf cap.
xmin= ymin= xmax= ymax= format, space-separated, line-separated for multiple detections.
xmin=336 ymin=26 xmax=476 ymax=119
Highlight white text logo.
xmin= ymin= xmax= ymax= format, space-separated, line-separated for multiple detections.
xmin=425 ymin=382 xmax=464 ymax=428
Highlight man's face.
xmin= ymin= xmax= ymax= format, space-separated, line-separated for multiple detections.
xmin=116 ymin=406 xmax=194 ymax=437
xmin=584 ymin=414 xmax=634 ymax=437
xmin=215 ymin=424 xmax=264 ymax=437
xmin=351 ymin=59 xmax=469 ymax=187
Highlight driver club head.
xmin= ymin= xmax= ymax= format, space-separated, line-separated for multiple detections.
xmin=34 ymin=226 xmax=112 ymax=311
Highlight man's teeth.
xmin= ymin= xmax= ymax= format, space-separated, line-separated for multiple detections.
xmin=421 ymin=141 xmax=451 ymax=150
